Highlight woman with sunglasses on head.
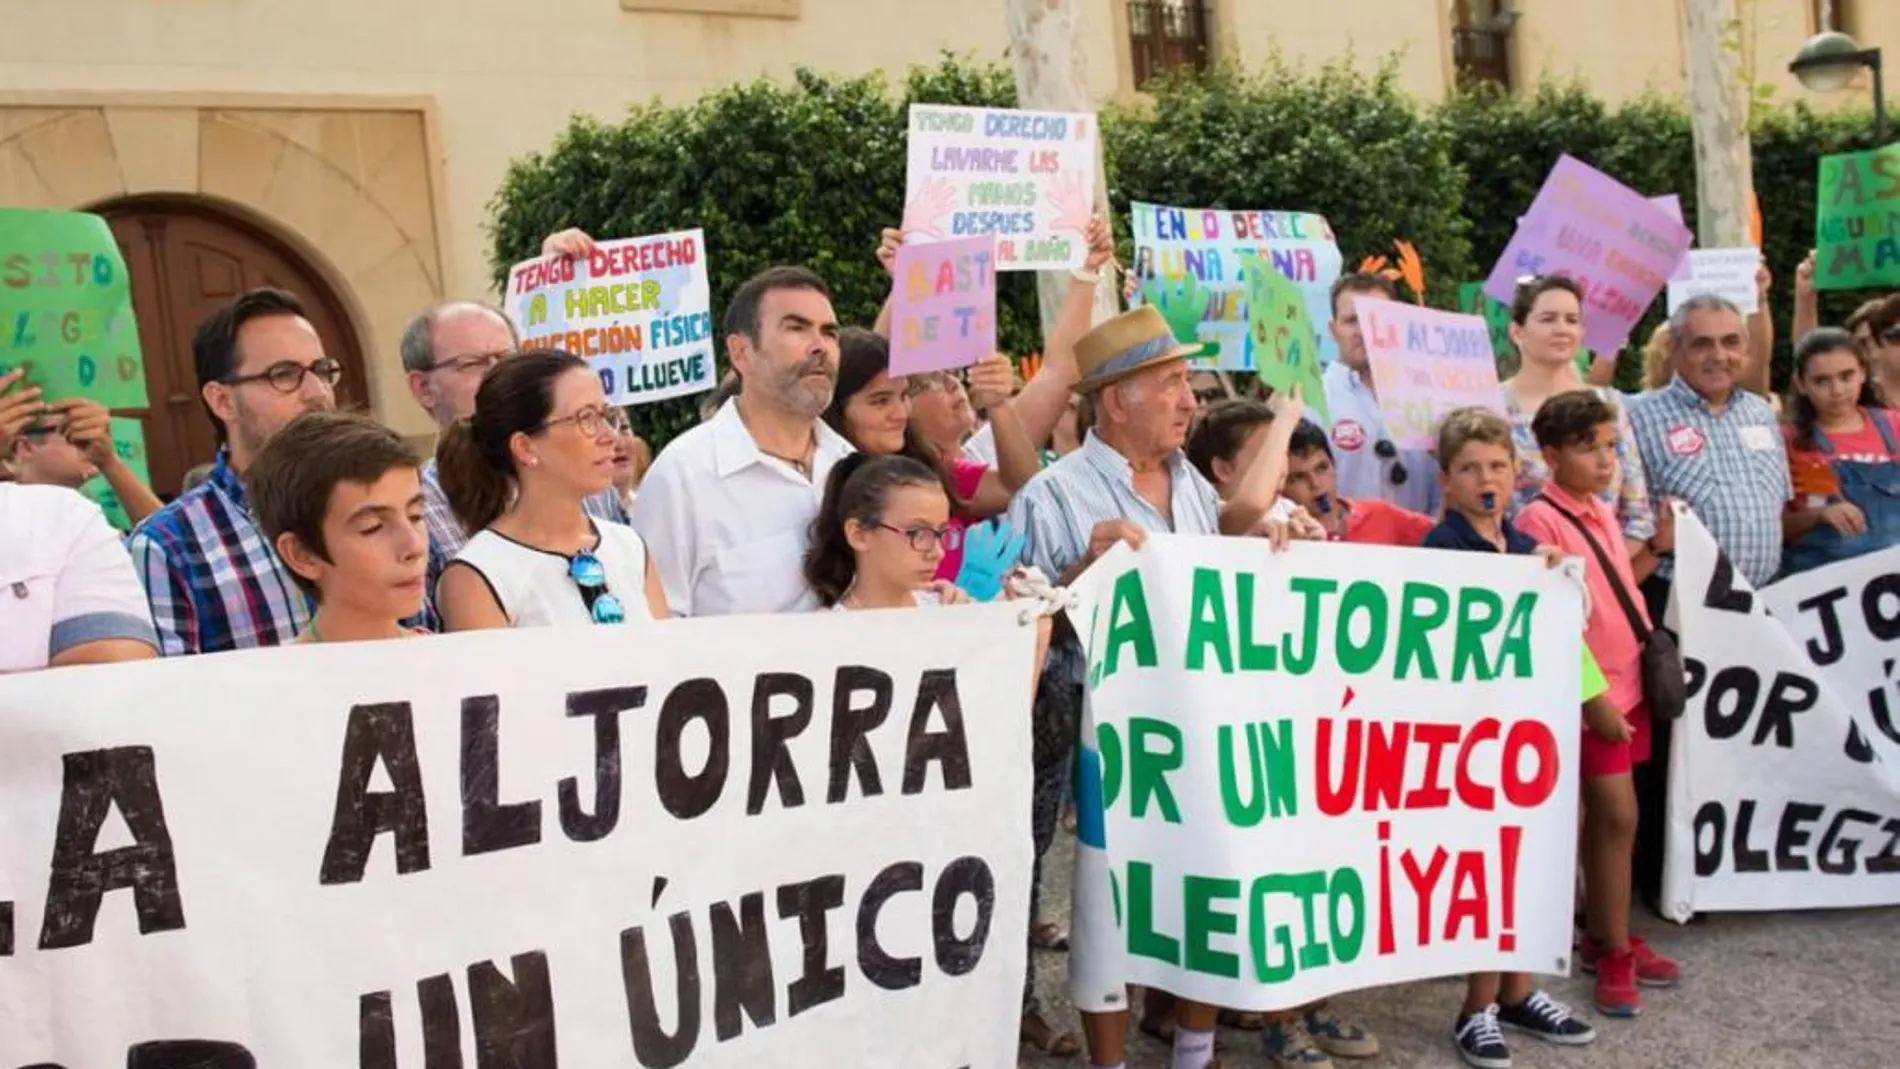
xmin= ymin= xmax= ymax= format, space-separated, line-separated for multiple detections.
xmin=435 ymin=350 xmax=668 ymax=630
xmin=1500 ymin=276 xmax=1665 ymax=569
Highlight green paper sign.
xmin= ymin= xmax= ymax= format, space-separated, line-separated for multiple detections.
xmin=1239 ymin=253 xmax=1328 ymax=423
xmin=0 ymin=209 xmax=147 ymax=408
xmin=1458 ymin=280 xmax=1592 ymax=376
xmin=1815 ymin=145 xmax=1900 ymax=291
xmin=80 ymin=417 xmax=150 ymax=532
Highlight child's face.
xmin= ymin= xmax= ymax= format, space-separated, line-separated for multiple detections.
xmin=846 ymin=483 xmax=953 ymax=593
xmin=1442 ymin=439 xmax=1516 ymax=519
xmin=1282 ymin=447 xmax=1339 ymax=514
xmin=1541 ymin=421 xmax=1617 ymax=497
xmin=291 ymin=468 xmax=430 ymax=622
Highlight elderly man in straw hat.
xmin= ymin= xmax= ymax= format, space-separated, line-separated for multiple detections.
xmin=1005 ymin=305 xmax=1302 ymax=1069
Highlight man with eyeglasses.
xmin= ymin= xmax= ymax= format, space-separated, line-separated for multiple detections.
xmin=1320 ymin=272 xmax=1441 ymax=517
xmin=127 ymin=288 xmax=345 ymax=654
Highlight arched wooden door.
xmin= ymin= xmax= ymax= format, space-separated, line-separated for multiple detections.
xmin=100 ymin=197 xmax=370 ymax=497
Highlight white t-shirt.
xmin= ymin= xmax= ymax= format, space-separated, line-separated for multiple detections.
xmin=0 ymin=483 xmax=157 ymax=672
xmin=451 ymin=520 xmax=652 ymax=629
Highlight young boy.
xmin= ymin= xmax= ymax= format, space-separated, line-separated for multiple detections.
xmin=248 ymin=411 xmax=431 ymax=644
xmin=1284 ymin=421 xmax=1436 ymax=546
xmin=1515 ymin=390 xmax=1682 ymax=1018
xmin=1422 ymin=407 xmax=1599 ymax=1068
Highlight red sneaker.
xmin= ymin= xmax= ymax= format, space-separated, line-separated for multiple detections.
xmin=1580 ymin=935 xmax=1681 ymax=989
xmin=1592 ymin=950 xmax=1641 ymax=1018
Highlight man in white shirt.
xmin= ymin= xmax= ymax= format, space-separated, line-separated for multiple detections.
xmin=631 ymin=265 xmax=853 ymax=616
xmin=1321 ymin=272 xmax=1441 ymax=517
xmin=1 ymin=483 xmax=159 ymax=673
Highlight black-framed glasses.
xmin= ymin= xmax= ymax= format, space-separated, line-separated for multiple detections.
xmin=568 ymin=551 xmax=626 ymax=624
xmin=1374 ymin=438 xmax=1410 ymax=487
xmin=537 ymin=405 xmax=614 ymax=438
xmin=877 ymin=522 xmax=962 ymax=553
xmin=425 ymin=349 xmax=513 ymax=375
xmin=221 ymin=358 xmax=344 ymax=394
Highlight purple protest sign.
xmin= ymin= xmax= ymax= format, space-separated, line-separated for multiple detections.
xmin=1649 ymin=195 xmax=1696 ymax=282
xmin=891 ymin=234 xmax=997 ymax=375
xmin=1483 ymin=155 xmax=1693 ymax=353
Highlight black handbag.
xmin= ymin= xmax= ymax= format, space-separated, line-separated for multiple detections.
xmin=1538 ymin=495 xmax=1688 ymax=721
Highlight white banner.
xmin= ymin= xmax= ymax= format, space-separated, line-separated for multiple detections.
xmin=0 ymin=607 xmax=1035 ymax=1067
xmin=1662 ymin=509 xmax=1900 ymax=918
xmin=1067 ymin=535 xmax=1583 ymax=1010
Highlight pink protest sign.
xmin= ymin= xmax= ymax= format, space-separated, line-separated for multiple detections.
xmin=1355 ymin=296 xmax=1504 ymax=452
xmin=891 ymin=234 xmax=997 ymax=375
xmin=1482 ymin=155 xmax=1692 ymax=352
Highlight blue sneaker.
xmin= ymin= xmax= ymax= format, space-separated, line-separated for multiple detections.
xmin=1262 ymin=1019 xmax=1333 ymax=1068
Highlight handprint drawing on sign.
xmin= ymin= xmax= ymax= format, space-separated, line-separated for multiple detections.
xmin=1047 ymin=172 xmax=1092 ymax=236
xmin=904 ymin=176 xmax=960 ymax=240
xmin=1142 ymin=273 xmax=1216 ymax=359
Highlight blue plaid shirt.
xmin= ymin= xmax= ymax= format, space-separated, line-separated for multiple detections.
xmin=1627 ymin=376 xmax=1790 ymax=586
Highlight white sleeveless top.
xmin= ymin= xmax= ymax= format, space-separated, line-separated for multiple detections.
xmin=451 ymin=521 xmax=652 ymax=628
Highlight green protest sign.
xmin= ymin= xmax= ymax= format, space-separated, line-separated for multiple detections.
xmin=0 ymin=209 xmax=147 ymax=408
xmin=1815 ymin=144 xmax=1900 ymax=291
xmin=1459 ymin=281 xmax=1593 ymax=376
xmin=1240 ymin=253 xmax=1328 ymax=422
xmin=80 ymin=417 xmax=150 ymax=532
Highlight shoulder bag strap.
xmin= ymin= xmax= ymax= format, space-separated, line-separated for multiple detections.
xmin=1535 ymin=494 xmax=1651 ymax=643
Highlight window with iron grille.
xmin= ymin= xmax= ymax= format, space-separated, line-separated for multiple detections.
xmin=1451 ymin=0 xmax=1515 ymax=90
xmin=1127 ymin=0 xmax=1215 ymax=89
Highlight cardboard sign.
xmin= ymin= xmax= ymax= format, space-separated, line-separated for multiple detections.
xmin=1815 ymin=145 xmax=1900 ymax=291
xmin=1355 ymin=297 xmax=1504 ymax=452
xmin=506 ymin=229 xmax=714 ymax=406
xmin=0 ymin=608 xmax=1036 ymax=1066
xmin=1667 ymin=247 xmax=1761 ymax=314
xmin=1661 ymin=511 xmax=1900 ymax=918
xmin=0 ymin=209 xmax=147 ymax=408
xmin=1456 ymin=281 xmax=1516 ymax=366
xmin=1068 ymin=535 xmax=1583 ymax=1009
xmin=890 ymin=234 xmax=997 ymax=375
xmin=1130 ymin=201 xmax=1345 ymax=370
xmin=1482 ymin=156 xmax=1692 ymax=352
xmin=904 ymin=105 xmax=1099 ymax=271
xmin=1239 ymin=252 xmax=1329 ymax=421
xmin=79 ymin=416 xmax=150 ymax=532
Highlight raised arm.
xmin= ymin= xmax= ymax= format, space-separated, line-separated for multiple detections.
xmin=1004 ymin=216 xmax=1114 ymax=448
xmin=1219 ymin=387 xmax=1303 ymax=535
xmin=1743 ymin=258 xmax=1774 ymax=396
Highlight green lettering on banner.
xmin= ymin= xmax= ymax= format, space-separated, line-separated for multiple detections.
xmin=1128 ymin=717 xmax=1183 ymax=824
xmin=1452 ymin=587 xmax=1505 ymax=682
xmin=0 ymin=210 xmax=148 ymax=408
xmin=1126 ymin=860 xmax=1180 ymax=965
xmin=1282 ymin=576 xmax=1338 ymax=675
xmin=1815 ymin=143 xmax=1900 ymax=291
xmin=1219 ymin=720 xmax=1297 ymax=827
xmin=1239 ymin=252 xmax=1330 ymax=421
xmin=1234 ymin=572 xmax=1278 ymax=670
xmin=1327 ymin=868 xmax=1367 ymax=964
xmin=1288 ymin=870 xmax=1332 ymax=970
xmin=1494 ymin=592 xmax=1537 ymax=678
xmin=1097 ymin=721 xmax=1124 ymax=809
xmin=1334 ymin=581 xmax=1389 ymax=675
xmin=1185 ymin=567 xmax=1232 ymax=672
xmin=1246 ymin=873 xmax=1300 ymax=983
xmin=1395 ymin=582 xmax=1450 ymax=679
xmin=1182 ymin=875 xmax=1243 ymax=979
xmin=1092 ymin=569 xmax=1157 ymax=686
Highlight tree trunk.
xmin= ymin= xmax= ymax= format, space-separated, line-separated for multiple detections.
xmin=1004 ymin=0 xmax=1119 ymax=339
xmin=1683 ymin=0 xmax=1756 ymax=249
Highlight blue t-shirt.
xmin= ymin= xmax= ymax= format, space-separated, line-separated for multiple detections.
xmin=1423 ymin=509 xmax=1537 ymax=555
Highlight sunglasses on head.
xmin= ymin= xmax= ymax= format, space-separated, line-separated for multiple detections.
xmin=568 ymin=551 xmax=626 ymax=624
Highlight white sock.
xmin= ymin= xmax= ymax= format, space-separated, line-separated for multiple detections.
xmin=1172 ymin=1028 xmax=1216 ymax=1069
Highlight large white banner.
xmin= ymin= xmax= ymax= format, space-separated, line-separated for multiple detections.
xmin=0 ymin=607 xmax=1035 ymax=1068
xmin=1664 ymin=510 xmax=1900 ymax=918
xmin=1067 ymin=535 xmax=1583 ymax=1010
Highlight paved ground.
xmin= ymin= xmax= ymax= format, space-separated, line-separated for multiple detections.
xmin=1024 ymin=834 xmax=1900 ymax=1069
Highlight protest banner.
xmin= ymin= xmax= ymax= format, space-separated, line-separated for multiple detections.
xmin=1129 ymin=201 xmax=1345 ymax=370
xmin=0 ymin=208 xmax=147 ymax=409
xmin=79 ymin=416 xmax=150 ymax=531
xmin=0 ymin=607 xmax=1035 ymax=1067
xmin=1354 ymin=297 xmax=1503 ymax=452
xmin=1815 ymin=144 xmax=1900 ymax=291
xmin=890 ymin=234 xmax=997 ymax=375
xmin=507 ymin=229 xmax=713 ymax=407
xmin=1065 ymin=535 xmax=1583 ymax=1009
xmin=1666 ymin=248 xmax=1761 ymax=314
xmin=904 ymin=105 xmax=1098 ymax=271
xmin=1482 ymin=156 xmax=1693 ymax=353
xmin=1662 ymin=510 xmax=1900 ymax=919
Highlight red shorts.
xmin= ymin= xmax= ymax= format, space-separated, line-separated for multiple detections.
xmin=1580 ymin=700 xmax=1653 ymax=780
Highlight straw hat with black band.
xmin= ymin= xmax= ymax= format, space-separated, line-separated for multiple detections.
xmin=1073 ymin=305 xmax=1206 ymax=394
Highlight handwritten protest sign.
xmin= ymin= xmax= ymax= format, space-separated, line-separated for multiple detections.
xmin=1355 ymin=298 xmax=1503 ymax=451
xmin=0 ymin=209 xmax=146 ymax=408
xmin=0 ymin=607 xmax=1034 ymax=1067
xmin=1067 ymin=535 xmax=1582 ymax=1009
xmin=80 ymin=416 xmax=150 ymax=531
xmin=1130 ymin=201 xmax=1345 ymax=370
xmin=1667 ymin=247 xmax=1761 ymax=314
xmin=1457 ymin=281 xmax=1515 ymax=367
xmin=1662 ymin=511 xmax=1900 ymax=918
xmin=904 ymin=105 xmax=1099 ymax=271
xmin=1483 ymin=156 xmax=1692 ymax=352
xmin=507 ymin=229 xmax=713 ymax=407
xmin=1815 ymin=144 xmax=1900 ymax=291
xmin=890 ymin=234 xmax=997 ymax=374
xmin=1239 ymin=252 xmax=1329 ymax=422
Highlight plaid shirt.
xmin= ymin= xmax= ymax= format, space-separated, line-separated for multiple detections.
xmin=128 ymin=450 xmax=313 ymax=656
xmin=1628 ymin=376 xmax=1791 ymax=586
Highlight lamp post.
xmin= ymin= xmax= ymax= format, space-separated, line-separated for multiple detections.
xmin=1790 ymin=31 xmax=1887 ymax=143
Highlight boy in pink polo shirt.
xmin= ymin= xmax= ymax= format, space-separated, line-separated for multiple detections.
xmin=1517 ymin=390 xmax=1683 ymax=1019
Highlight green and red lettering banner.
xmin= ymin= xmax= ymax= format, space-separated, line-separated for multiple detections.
xmin=1067 ymin=535 xmax=1584 ymax=1010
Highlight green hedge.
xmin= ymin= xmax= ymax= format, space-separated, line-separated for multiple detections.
xmin=491 ymin=57 xmax=1882 ymax=447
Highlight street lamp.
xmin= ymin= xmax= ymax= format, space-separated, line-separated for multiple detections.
xmin=1790 ymin=31 xmax=1887 ymax=143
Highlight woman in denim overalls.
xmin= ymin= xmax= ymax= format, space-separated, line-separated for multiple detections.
xmin=1782 ymin=328 xmax=1900 ymax=576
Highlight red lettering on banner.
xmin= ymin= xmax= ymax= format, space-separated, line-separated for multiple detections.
xmin=1376 ymin=823 xmax=1527 ymax=957
xmin=1314 ymin=718 xmax=1549 ymax=816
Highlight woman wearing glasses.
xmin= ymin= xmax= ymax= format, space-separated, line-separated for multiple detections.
xmin=435 ymin=350 xmax=668 ymax=629
xmin=804 ymin=452 xmax=969 ymax=609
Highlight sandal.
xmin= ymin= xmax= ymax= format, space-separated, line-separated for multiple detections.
xmin=1031 ymin=920 xmax=1069 ymax=951
xmin=1021 ymin=1012 xmax=1081 ymax=1057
